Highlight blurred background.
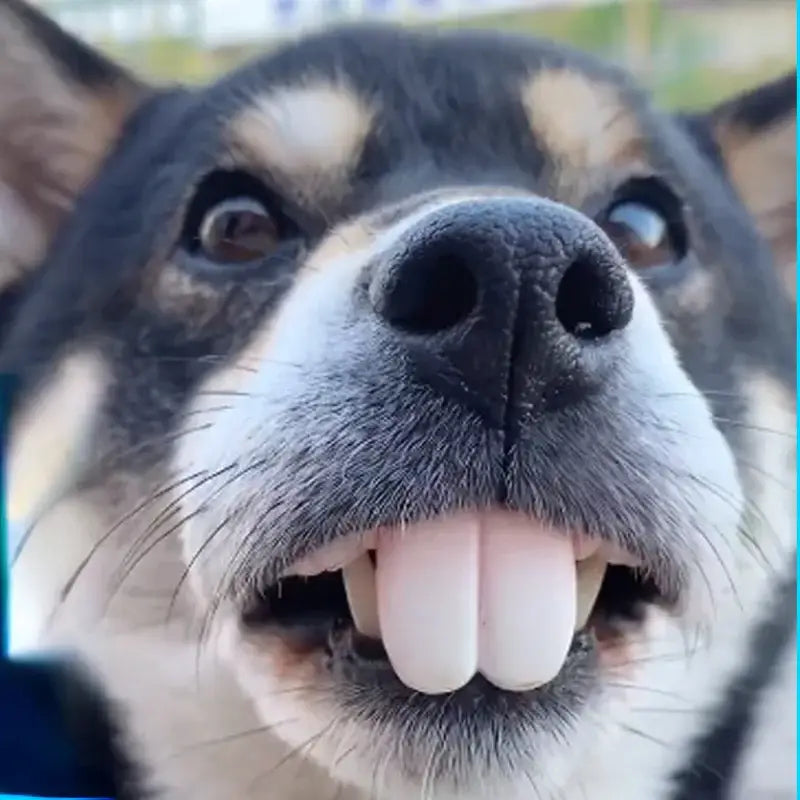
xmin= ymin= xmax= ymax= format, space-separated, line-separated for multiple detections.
xmin=32 ymin=0 xmax=796 ymax=110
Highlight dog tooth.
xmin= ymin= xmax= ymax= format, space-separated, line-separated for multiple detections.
xmin=288 ymin=553 xmax=324 ymax=577
xmin=599 ymin=542 xmax=640 ymax=567
xmin=575 ymin=554 xmax=607 ymax=631
xmin=342 ymin=551 xmax=381 ymax=638
xmin=289 ymin=532 xmax=376 ymax=576
xmin=573 ymin=534 xmax=601 ymax=561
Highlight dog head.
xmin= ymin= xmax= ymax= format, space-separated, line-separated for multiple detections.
xmin=3 ymin=2 xmax=795 ymax=798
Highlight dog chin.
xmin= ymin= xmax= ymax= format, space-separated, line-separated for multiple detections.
xmin=213 ymin=600 xmax=675 ymax=800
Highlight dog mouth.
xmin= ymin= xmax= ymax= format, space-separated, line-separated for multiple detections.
xmin=241 ymin=509 xmax=667 ymax=695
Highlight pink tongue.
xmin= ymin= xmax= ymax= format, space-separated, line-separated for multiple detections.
xmin=375 ymin=515 xmax=480 ymax=693
xmin=376 ymin=511 xmax=576 ymax=695
xmin=477 ymin=512 xmax=576 ymax=690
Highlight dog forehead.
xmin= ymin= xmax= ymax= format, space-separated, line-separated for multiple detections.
xmin=208 ymin=26 xmax=646 ymax=182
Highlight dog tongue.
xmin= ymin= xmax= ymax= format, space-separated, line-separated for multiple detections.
xmin=477 ymin=512 xmax=576 ymax=690
xmin=376 ymin=515 xmax=480 ymax=693
xmin=375 ymin=511 xmax=576 ymax=695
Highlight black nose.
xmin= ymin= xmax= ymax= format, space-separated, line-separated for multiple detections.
xmin=369 ymin=197 xmax=634 ymax=427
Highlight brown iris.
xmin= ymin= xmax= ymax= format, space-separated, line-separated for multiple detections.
xmin=603 ymin=200 xmax=678 ymax=270
xmin=198 ymin=197 xmax=280 ymax=264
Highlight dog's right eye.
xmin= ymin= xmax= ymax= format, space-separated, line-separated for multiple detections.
xmin=180 ymin=169 xmax=296 ymax=268
xmin=198 ymin=197 xmax=279 ymax=264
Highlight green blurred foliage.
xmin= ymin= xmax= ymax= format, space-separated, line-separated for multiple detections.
xmin=73 ymin=0 xmax=795 ymax=110
xmin=433 ymin=0 xmax=795 ymax=109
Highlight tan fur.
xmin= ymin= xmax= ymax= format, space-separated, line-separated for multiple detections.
xmin=227 ymin=82 xmax=374 ymax=205
xmin=7 ymin=349 xmax=111 ymax=651
xmin=0 ymin=182 xmax=46 ymax=290
xmin=8 ymin=350 xmax=109 ymax=523
xmin=304 ymin=218 xmax=376 ymax=269
xmin=673 ymin=268 xmax=715 ymax=316
xmin=148 ymin=262 xmax=227 ymax=324
xmin=715 ymin=117 xmax=796 ymax=298
xmin=0 ymin=5 xmax=140 ymax=280
xmin=521 ymin=70 xmax=646 ymax=194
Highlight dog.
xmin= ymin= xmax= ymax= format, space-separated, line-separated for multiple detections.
xmin=1 ymin=1 xmax=796 ymax=798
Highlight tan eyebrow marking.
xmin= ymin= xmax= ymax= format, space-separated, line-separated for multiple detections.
xmin=521 ymin=69 xmax=645 ymax=172
xmin=227 ymin=81 xmax=375 ymax=200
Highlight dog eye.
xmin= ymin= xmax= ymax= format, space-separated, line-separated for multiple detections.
xmin=180 ymin=169 xmax=297 ymax=269
xmin=198 ymin=197 xmax=279 ymax=264
xmin=601 ymin=179 xmax=688 ymax=270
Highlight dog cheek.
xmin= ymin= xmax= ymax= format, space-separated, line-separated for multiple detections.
xmin=8 ymin=349 xmax=110 ymax=524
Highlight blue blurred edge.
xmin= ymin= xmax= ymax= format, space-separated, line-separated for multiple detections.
xmin=0 ymin=374 xmax=112 ymax=799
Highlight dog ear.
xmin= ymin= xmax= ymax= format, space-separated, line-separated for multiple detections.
xmin=0 ymin=0 xmax=146 ymax=293
xmin=684 ymin=73 xmax=796 ymax=300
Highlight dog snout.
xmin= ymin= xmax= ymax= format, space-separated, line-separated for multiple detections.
xmin=369 ymin=197 xmax=635 ymax=426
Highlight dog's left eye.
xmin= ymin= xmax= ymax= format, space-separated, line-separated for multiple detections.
xmin=601 ymin=179 xmax=688 ymax=270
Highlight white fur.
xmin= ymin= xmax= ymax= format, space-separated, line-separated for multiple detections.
xmin=729 ymin=374 xmax=797 ymax=799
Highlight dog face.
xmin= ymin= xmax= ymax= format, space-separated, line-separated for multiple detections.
xmin=2 ymin=3 xmax=795 ymax=798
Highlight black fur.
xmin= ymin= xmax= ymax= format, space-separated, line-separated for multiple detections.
xmin=714 ymin=72 xmax=797 ymax=134
xmin=0 ymin=657 xmax=148 ymax=798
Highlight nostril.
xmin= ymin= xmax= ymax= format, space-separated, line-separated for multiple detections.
xmin=555 ymin=257 xmax=633 ymax=341
xmin=377 ymin=246 xmax=479 ymax=335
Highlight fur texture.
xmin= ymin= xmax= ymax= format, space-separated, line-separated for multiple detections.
xmin=1 ymin=3 xmax=795 ymax=799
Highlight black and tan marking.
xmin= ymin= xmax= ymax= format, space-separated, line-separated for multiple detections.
xmin=0 ymin=3 xmax=795 ymax=800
